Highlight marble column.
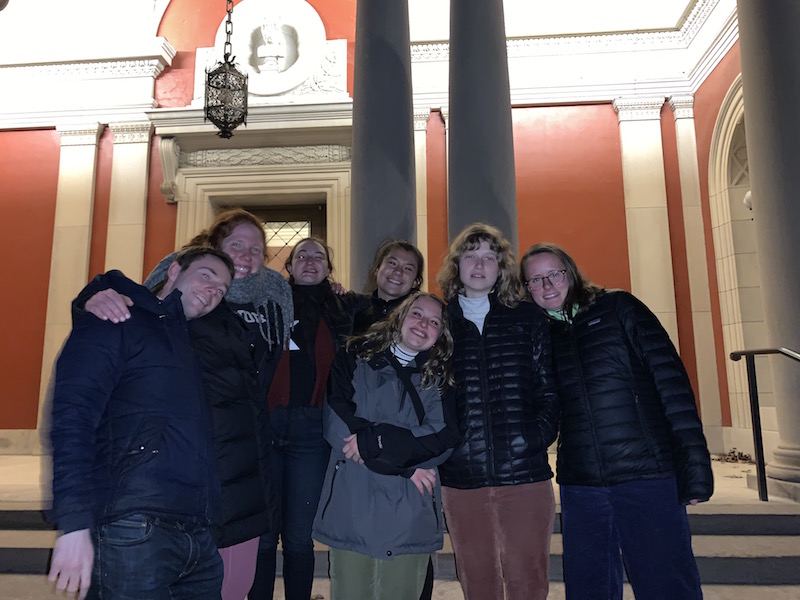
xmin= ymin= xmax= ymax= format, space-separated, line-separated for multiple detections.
xmin=668 ymin=94 xmax=724 ymax=452
xmin=737 ymin=0 xmax=800 ymax=487
xmin=448 ymin=0 xmax=518 ymax=250
xmin=36 ymin=123 xmax=103 ymax=452
xmin=350 ymin=0 xmax=416 ymax=292
xmin=105 ymin=122 xmax=152 ymax=282
xmin=612 ymin=97 xmax=679 ymax=348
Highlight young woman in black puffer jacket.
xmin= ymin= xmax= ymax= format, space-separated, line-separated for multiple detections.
xmin=521 ymin=242 xmax=713 ymax=600
xmin=436 ymin=224 xmax=558 ymax=600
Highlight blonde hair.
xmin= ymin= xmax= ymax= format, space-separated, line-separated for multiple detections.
xmin=436 ymin=223 xmax=523 ymax=308
xmin=347 ymin=292 xmax=454 ymax=389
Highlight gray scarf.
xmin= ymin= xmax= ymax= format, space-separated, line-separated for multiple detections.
xmin=144 ymin=254 xmax=294 ymax=350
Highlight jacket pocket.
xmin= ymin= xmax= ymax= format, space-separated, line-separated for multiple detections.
xmin=320 ymin=459 xmax=345 ymax=521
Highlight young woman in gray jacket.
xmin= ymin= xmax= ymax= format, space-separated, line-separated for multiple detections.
xmin=313 ymin=292 xmax=459 ymax=600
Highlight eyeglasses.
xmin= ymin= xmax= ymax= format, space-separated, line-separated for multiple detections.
xmin=526 ymin=269 xmax=567 ymax=291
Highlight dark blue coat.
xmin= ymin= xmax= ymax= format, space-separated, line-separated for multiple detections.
xmin=50 ymin=272 xmax=218 ymax=534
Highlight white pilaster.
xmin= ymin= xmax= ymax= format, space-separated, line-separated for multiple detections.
xmin=414 ymin=107 xmax=430 ymax=291
xmin=669 ymin=94 xmax=724 ymax=452
xmin=613 ymin=97 xmax=679 ymax=348
xmin=105 ymin=122 xmax=153 ymax=282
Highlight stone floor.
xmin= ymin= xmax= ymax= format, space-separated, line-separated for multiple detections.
xmin=3 ymin=455 xmax=800 ymax=599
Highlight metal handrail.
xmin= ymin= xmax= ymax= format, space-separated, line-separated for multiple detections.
xmin=730 ymin=347 xmax=800 ymax=501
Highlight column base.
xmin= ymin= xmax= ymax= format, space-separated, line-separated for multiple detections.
xmin=747 ymin=473 xmax=800 ymax=503
xmin=765 ymin=445 xmax=800 ymax=484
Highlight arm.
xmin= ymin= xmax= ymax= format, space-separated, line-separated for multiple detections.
xmin=72 ymin=269 xmax=149 ymax=324
xmin=615 ymin=292 xmax=713 ymax=504
xmin=48 ymin=528 xmax=94 ymax=600
xmin=529 ymin=309 xmax=560 ymax=450
xmin=356 ymin=383 xmax=460 ymax=471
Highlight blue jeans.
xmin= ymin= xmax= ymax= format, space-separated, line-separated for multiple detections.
xmin=561 ymin=477 xmax=702 ymax=600
xmin=87 ymin=514 xmax=222 ymax=600
xmin=250 ymin=407 xmax=330 ymax=600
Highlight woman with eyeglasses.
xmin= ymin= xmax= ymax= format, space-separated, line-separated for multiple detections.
xmin=520 ymin=242 xmax=713 ymax=600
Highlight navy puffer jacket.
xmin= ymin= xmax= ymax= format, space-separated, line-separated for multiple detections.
xmin=548 ymin=290 xmax=713 ymax=504
xmin=439 ymin=295 xmax=558 ymax=489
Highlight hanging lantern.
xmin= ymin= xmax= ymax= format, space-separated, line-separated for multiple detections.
xmin=205 ymin=0 xmax=248 ymax=139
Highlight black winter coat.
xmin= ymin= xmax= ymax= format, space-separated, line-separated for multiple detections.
xmin=352 ymin=291 xmax=405 ymax=335
xmin=189 ymin=303 xmax=278 ymax=547
xmin=548 ymin=290 xmax=713 ymax=504
xmin=439 ymin=295 xmax=559 ymax=489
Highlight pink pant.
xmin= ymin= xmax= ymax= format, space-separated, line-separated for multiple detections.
xmin=442 ymin=481 xmax=555 ymax=600
xmin=218 ymin=537 xmax=260 ymax=600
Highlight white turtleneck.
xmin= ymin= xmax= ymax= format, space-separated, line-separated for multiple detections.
xmin=392 ymin=343 xmax=418 ymax=366
xmin=458 ymin=294 xmax=490 ymax=333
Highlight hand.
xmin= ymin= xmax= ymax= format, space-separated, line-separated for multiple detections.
xmin=48 ymin=529 xmax=94 ymax=600
xmin=410 ymin=468 xmax=437 ymax=496
xmin=343 ymin=434 xmax=363 ymax=464
xmin=86 ymin=289 xmax=133 ymax=323
xmin=688 ymin=499 xmax=699 ymax=506
xmin=330 ymin=281 xmax=348 ymax=296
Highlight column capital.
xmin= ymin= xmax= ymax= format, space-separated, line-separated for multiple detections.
xmin=668 ymin=94 xmax=695 ymax=120
xmin=413 ymin=107 xmax=430 ymax=132
xmin=612 ymin=97 xmax=665 ymax=122
xmin=56 ymin=123 xmax=103 ymax=146
xmin=109 ymin=121 xmax=153 ymax=144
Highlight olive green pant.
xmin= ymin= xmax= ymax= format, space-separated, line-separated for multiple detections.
xmin=329 ymin=548 xmax=429 ymax=600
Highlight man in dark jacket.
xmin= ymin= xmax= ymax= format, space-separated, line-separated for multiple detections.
xmin=47 ymin=247 xmax=234 ymax=600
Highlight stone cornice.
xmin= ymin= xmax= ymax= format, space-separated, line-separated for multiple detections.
xmin=410 ymin=0 xmax=720 ymax=62
xmin=413 ymin=107 xmax=430 ymax=131
xmin=110 ymin=122 xmax=153 ymax=144
xmin=56 ymin=123 xmax=103 ymax=146
xmin=613 ymin=97 xmax=666 ymax=122
xmin=668 ymin=94 xmax=695 ymax=120
xmin=2 ymin=59 xmax=167 ymax=80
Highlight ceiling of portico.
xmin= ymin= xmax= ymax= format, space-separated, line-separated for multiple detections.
xmin=409 ymin=0 xmax=697 ymax=41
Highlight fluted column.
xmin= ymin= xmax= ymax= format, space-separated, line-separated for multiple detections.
xmin=350 ymin=0 xmax=416 ymax=292
xmin=613 ymin=97 xmax=679 ymax=348
xmin=668 ymin=94 xmax=723 ymax=451
xmin=448 ymin=0 xmax=518 ymax=250
xmin=105 ymin=122 xmax=152 ymax=282
xmin=37 ymin=123 xmax=103 ymax=450
xmin=737 ymin=0 xmax=800 ymax=488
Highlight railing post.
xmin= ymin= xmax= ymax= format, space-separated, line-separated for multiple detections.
xmin=744 ymin=355 xmax=769 ymax=501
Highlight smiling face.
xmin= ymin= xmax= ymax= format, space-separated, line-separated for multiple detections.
xmin=375 ymin=247 xmax=420 ymax=301
xmin=398 ymin=296 xmax=443 ymax=354
xmin=164 ymin=255 xmax=232 ymax=320
xmin=458 ymin=239 xmax=499 ymax=298
xmin=522 ymin=252 xmax=570 ymax=312
xmin=287 ymin=239 xmax=331 ymax=286
xmin=219 ymin=222 xmax=265 ymax=279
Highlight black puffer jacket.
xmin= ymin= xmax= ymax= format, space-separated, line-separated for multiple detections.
xmin=352 ymin=291 xmax=405 ymax=335
xmin=548 ymin=290 xmax=713 ymax=504
xmin=189 ymin=303 xmax=278 ymax=548
xmin=439 ymin=295 xmax=559 ymax=489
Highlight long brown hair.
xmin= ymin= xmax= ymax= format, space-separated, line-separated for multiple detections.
xmin=185 ymin=208 xmax=266 ymax=256
xmin=520 ymin=242 xmax=603 ymax=313
xmin=348 ymin=292 xmax=454 ymax=389
xmin=437 ymin=223 xmax=523 ymax=307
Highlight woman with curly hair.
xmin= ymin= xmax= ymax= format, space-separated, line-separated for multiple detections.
xmin=313 ymin=292 xmax=459 ymax=599
xmin=436 ymin=223 xmax=558 ymax=600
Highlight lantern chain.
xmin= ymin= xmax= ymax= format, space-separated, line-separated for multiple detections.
xmin=223 ymin=0 xmax=234 ymax=63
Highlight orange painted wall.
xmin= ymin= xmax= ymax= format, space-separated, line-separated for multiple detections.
xmin=155 ymin=0 xmax=356 ymax=107
xmin=88 ymin=127 xmax=114 ymax=279
xmin=144 ymin=137 xmax=178 ymax=278
xmin=514 ymin=104 xmax=630 ymax=291
xmin=0 ymin=130 xmax=60 ymax=429
xmin=694 ymin=42 xmax=742 ymax=428
xmin=425 ymin=111 xmax=448 ymax=294
xmin=660 ymin=104 xmax=701 ymax=407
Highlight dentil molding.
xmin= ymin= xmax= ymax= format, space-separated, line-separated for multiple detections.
xmin=110 ymin=122 xmax=153 ymax=144
xmin=613 ymin=97 xmax=666 ymax=122
xmin=668 ymin=95 xmax=695 ymax=120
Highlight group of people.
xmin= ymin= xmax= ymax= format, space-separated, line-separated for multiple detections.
xmin=47 ymin=208 xmax=713 ymax=600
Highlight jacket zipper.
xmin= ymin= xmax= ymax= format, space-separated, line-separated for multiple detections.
xmin=477 ymin=329 xmax=495 ymax=482
xmin=570 ymin=322 xmax=606 ymax=483
xmin=633 ymin=394 xmax=662 ymax=468
xmin=431 ymin=490 xmax=440 ymax=528
xmin=320 ymin=460 xmax=345 ymax=520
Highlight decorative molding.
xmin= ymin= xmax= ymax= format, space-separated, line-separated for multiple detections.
xmin=110 ymin=121 xmax=153 ymax=144
xmin=1 ymin=59 xmax=168 ymax=80
xmin=613 ymin=97 xmax=666 ymax=122
xmin=410 ymin=0 xmax=721 ymax=61
xmin=180 ymin=145 xmax=351 ymax=168
xmin=668 ymin=94 xmax=695 ymax=120
xmin=56 ymin=123 xmax=103 ymax=146
xmin=159 ymin=137 xmax=181 ymax=204
xmin=413 ymin=107 xmax=431 ymax=131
